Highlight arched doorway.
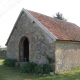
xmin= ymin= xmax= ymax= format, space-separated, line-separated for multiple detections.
xmin=23 ymin=38 xmax=29 ymax=62
xmin=19 ymin=36 xmax=29 ymax=62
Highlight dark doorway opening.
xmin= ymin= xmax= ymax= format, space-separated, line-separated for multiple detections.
xmin=23 ymin=38 xmax=29 ymax=62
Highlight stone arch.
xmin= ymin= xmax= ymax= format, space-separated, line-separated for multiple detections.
xmin=19 ymin=36 xmax=29 ymax=62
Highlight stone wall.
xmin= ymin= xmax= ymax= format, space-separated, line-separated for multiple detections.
xmin=55 ymin=41 xmax=80 ymax=73
xmin=0 ymin=50 xmax=7 ymax=58
xmin=7 ymin=12 xmax=55 ymax=65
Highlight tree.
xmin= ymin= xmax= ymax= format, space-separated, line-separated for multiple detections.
xmin=54 ymin=12 xmax=67 ymax=21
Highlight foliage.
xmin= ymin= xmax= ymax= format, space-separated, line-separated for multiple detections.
xmin=43 ymin=64 xmax=53 ymax=74
xmin=54 ymin=12 xmax=67 ymax=21
xmin=0 ymin=46 xmax=7 ymax=51
xmin=21 ymin=62 xmax=37 ymax=73
xmin=1 ymin=59 xmax=80 ymax=80
xmin=46 ymin=55 xmax=55 ymax=64
xmin=21 ymin=61 xmax=53 ymax=74
xmin=34 ymin=64 xmax=53 ymax=74
xmin=34 ymin=65 xmax=43 ymax=74
xmin=3 ymin=58 xmax=17 ymax=67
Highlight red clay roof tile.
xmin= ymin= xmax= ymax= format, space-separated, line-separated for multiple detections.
xmin=28 ymin=10 xmax=80 ymax=41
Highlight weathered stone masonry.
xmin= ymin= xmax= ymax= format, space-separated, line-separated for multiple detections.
xmin=55 ymin=41 xmax=80 ymax=73
xmin=6 ymin=9 xmax=80 ymax=73
xmin=7 ymin=12 xmax=55 ymax=64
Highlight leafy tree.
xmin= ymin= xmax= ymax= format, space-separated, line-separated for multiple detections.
xmin=0 ymin=46 xmax=7 ymax=50
xmin=54 ymin=12 xmax=67 ymax=21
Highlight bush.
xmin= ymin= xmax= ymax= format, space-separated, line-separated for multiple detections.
xmin=21 ymin=62 xmax=37 ymax=73
xmin=43 ymin=64 xmax=53 ymax=74
xmin=21 ymin=62 xmax=53 ymax=75
xmin=3 ymin=58 xmax=17 ymax=67
xmin=46 ymin=55 xmax=55 ymax=63
xmin=34 ymin=65 xmax=43 ymax=74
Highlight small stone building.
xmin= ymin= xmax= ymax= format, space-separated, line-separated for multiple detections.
xmin=6 ymin=8 xmax=80 ymax=73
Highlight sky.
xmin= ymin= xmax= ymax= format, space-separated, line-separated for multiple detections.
xmin=0 ymin=0 xmax=80 ymax=47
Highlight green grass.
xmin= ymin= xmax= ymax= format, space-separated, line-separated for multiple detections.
xmin=0 ymin=59 xmax=80 ymax=80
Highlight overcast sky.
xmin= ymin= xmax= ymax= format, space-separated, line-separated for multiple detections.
xmin=0 ymin=0 xmax=80 ymax=47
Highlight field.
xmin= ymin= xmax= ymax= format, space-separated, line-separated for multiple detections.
xmin=0 ymin=59 xmax=80 ymax=80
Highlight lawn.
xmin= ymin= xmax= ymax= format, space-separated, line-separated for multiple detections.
xmin=0 ymin=59 xmax=80 ymax=80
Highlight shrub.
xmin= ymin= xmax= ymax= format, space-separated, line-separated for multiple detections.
xmin=43 ymin=64 xmax=53 ymax=74
xmin=3 ymin=58 xmax=17 ymax=67
xmin=21 ymin=62 xmax=53 ymax=75
xmin=34 ymin=65 xmax=43 ymax=74
xmin=46 ymin=55 xmax=55 ymax=63
xmin=21 ymin=62 xmax=37 ymax=73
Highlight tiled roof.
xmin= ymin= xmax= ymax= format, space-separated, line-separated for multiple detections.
xmin=29 ymin=10 xmax=80 ymax=41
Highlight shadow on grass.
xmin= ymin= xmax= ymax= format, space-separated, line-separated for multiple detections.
xmin=0 ymin=65 xmax=41 ymax=80
xmin=0 ymin=59 xmax=80 ymax=80
xmin=0 ymin=65 xmax=80 ymax=80
xmin=36 ymin=72 xmax=80 ymax=80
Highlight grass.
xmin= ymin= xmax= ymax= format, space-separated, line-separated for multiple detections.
xmin=0 ymin=59 xmax=80 ymax=80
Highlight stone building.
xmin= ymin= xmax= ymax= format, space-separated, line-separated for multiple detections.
xmin=6 ymin=8 xmax=80 ymax=73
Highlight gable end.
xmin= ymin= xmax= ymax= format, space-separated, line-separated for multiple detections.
xmin=6 ymin=8 xmax=58 ymax=46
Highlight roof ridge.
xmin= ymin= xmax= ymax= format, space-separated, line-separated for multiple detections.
xmin=28 ymin=9 xmax=80 ymax=41
xmin=28 ymin=10 xmax=80 ymax=28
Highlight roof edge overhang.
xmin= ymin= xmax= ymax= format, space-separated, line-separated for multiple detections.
xmin=5 ymin=8 xmax=58 ymax=46
xmin=56 ymin=39 xmax=80 ymax=43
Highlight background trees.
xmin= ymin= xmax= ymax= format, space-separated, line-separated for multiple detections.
xmin=54 ymin=12 xmax=67 ymax=21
